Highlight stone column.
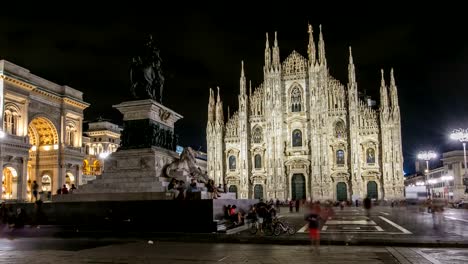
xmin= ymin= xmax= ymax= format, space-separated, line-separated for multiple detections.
xmin=17 ymin=157 xmax=29 ymax=201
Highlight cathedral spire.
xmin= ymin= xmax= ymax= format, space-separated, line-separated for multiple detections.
xmin=318 ymin=25 xmax=327 ymax=66
xmin=227 ymin=105 xmax=230 ymax=119
xmin=249 ymin=80 xmax=252 ymax=97
xmin=215 ymin=86 xmax=223 ymax=123
xmin=380 ymin=69 xmax=389 ymax=110
xmin=307 ymin=24 xmax=316 ymax=65
xmin=264 ymin=33 xmax=271 ymax=70
xmin=389 ymin=68 xmax=399 ymax=109
xmin=240 ymin=61 xmax=246 ymax=95
xmin=348 ymin=46 xmax=356 ymax=84
xmin=272 ymin=31 xmax=280 ymax=70
xmin=208 ymin=88 xmax=215 ymax=123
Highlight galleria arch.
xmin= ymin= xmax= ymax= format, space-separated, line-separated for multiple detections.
xmin=0 ymin=60 xmax=89 ymax=201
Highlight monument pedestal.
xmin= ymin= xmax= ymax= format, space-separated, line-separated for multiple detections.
xmin=71 ymin=99 xmax=183 ymax=200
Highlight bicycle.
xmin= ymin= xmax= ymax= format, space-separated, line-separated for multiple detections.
xmin=272 ymin=218 xmax=296 ymax=236
xmin=249 ymin=218 xmax=274 ymax=236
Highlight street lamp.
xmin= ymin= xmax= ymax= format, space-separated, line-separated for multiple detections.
xmin=418 ymin=150 xmax=437 ymax=198
xmin=417 ymin=151 xmax=437 ymax=172
xmin=450 ymin=128 xmax=468 ymax=177
xmin=98 ymin=151 xmax=110 ymax=175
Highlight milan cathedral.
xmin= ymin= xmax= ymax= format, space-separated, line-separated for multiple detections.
xmin=206 ymin=25 xmax=404 ymax=201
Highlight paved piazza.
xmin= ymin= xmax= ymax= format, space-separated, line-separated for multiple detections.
xmin=279 ymin=206 xmax=468 ymax=240
xmin=0 ymin=239 xmax=467 ymax=264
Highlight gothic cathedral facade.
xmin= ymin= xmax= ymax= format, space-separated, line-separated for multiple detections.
xmin=206 ymin=25 xmax=404 ymax=201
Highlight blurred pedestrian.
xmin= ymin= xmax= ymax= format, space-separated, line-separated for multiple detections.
xmin=32 ymin=180 xmax=39 ymax=202
xmin=363 ymin=197 xmax=372 ymax=220
xmin=305 ymin=203 xmax=321 ymax=254
xmin=70 ymin=184 xmax=77 ymax=193
xmin=295 ymin=199 xmax=300 ymax=212
xmin=61 ymin=185 xmax=69 ymax=194
xmin=289 ymin=200 xmax=294 ymax=213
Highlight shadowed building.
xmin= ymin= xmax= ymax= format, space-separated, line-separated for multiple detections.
xmin=207 ymin=25 xmax=404 ymax=201
xmin=0 ymin=60 xmax=89 ymax=201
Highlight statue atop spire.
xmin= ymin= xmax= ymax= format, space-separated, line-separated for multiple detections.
xmin=264 ymin=32 xmax=271 ymax=70
xmin=208 ymin=88 xmax=215 ymax=123
xmin=240 ymin=61 xmax=246 ymax=95
xmin=389 ymin=68 xmax=399 ymax=109
xmin=215 ymin=86 xmax=224 ymax=123
xmin=272 ymin=31 xmax=280 ymax=69
xmin=307 ymin=24 xmax=316 ymax=65
xmin=348 ymin=46 xmax=355 ymax=84
xmin=318 ymin=25 xmax=326 ymax=66
xmin=380 ymin=69 xmax=389 ymax=110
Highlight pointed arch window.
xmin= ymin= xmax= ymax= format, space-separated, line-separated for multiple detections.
xmin=336 ymin=150 xmax=345 ymax=166
xmin=334 ymin=120 xmax=345 ymax=138
xmin=254 ymin=154 xmax=262 ymax=169
xmin=228 ymin=155 xmax=236 ymax=170
xmin=292 ymin=129 xmax=302 ymax=147
xmin=252 ymin=127 xmax=263 ymax=143
xmin=366 ymin=148 xmax=375 ymax=164
xmin=291 ymin=86 xmax=302 ymax=112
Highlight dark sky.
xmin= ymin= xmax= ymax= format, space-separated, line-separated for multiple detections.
xmin=1 ymin=4 xmax=467 ymax=174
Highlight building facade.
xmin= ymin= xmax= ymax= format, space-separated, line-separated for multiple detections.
xmin=0 ymin=60 xmax=89 ymax=201
xmin=206 ymin=25 xmax=404 ymax=201
xmin=406 ymin=150 xmax=468 ymax=201
xmin=82 ymin=120 xmax=121 ymax=183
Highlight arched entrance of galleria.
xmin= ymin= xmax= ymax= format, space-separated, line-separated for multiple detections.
xmin=27 ymin=116 xmax=59 ymax=194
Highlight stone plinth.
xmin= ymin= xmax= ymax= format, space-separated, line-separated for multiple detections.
xmin=113 ymin=99 xmax=183 ymax=128
xmin=68 ymin=99 xmax=184 ymax=201
xmin=75 ymin=147 xmax=179 ymax=196
xmin=115 ymin=99 xmax=183 ymax=151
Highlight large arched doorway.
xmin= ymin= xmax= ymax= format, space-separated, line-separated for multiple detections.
xmin=2 ymin=167 xmax=18 ymax=199
xmin=336 ymin=182 xmax=347 ymax=201
xmin=28 ymin=117 xmax=59 ymax=191
xmin=28 ymin=117 xmax=59 ymax=148
xmin=254 ymin=184 xmax=263 ymax=200
xmin=367 ymin=181 xmax=378 ymax=199
xmin=291 ymin=174 xmax=306 ymax=200
xmin=228 ymin=185 xmax=238 ymax=199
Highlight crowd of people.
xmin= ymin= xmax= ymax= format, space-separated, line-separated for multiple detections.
xmin=167 ymin=178 xmax=227 ymax=200
xmin=55 ymin=184 xmax=77 ymax=195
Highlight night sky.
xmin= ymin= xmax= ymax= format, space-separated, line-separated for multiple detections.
xmin=1 ymin=5 xmax=467 ymax=174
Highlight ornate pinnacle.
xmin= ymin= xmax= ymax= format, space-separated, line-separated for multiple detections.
xmin=390 ymin=68 xmax=396 ymax=87
xmin=241 ymin=60 xmax=245 ymax=77
xmin=274 ymin=31 xmax=278 ymax=47
xmin=380 ymin=69 xmax=386 ymax=87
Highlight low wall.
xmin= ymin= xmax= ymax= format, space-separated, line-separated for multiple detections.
xmin=10 ymin=200 xmax=217 ymax=233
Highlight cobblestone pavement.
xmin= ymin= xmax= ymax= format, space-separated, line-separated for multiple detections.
xmin=0 ymin=239 xmax=467 ymax=263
